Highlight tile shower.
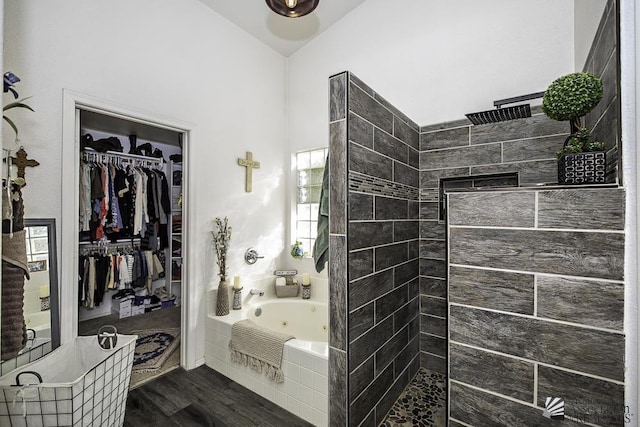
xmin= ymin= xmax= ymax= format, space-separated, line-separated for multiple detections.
xmin=327 ymin=0 xmax=623 ymax=424
xmin=328 ymin=72 xmax=421 ymax=426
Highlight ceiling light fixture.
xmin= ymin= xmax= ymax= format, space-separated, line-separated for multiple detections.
xmin=266 ymin=0 xmax=319 ymax=18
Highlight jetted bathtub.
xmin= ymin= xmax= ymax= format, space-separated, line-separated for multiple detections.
xmin=25 ymin=310 xmax=52 ymax=340
xmin=205 ymin=298 xmax=328 ymax=427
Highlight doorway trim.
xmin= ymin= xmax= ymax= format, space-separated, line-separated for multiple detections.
xmin=61 ymin=90 xmax=198 ymax=369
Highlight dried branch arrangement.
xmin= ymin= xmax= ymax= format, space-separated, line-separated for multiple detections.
xmin=212 ymin=217 xmax=232 ymax=280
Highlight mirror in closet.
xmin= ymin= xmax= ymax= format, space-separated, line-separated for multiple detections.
xmin=0 ymin=218 xmax=59 ymax=374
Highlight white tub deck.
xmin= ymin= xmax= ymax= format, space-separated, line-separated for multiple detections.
xmin=205 ymin=299 xmax=328 ymax=427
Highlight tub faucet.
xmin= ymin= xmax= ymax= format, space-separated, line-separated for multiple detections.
xmin=250 ymin=289 xmax=264 ymax=296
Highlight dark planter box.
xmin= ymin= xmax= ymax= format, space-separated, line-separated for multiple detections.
xmin=558 ymin=151 xmax=606 ymax=184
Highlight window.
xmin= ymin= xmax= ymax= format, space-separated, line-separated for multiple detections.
xmin=294 ymin=147 xmax=328 ymax=258
xmin=25 ymin=226 xmax=49 ymax=263
xmin=24 ymin=225 xmax=50 ymax=273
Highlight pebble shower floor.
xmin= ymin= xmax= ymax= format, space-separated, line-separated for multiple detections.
xmin=381 ymin=368 xmax=447 ymax=426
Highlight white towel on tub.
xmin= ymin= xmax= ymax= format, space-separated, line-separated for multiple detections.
xmin=229 ymin=319 xmax=294 ymax=383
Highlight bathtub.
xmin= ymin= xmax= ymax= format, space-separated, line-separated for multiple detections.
xmin=205 ymin=298 xmax=328 ymax=427
xmin=25 ymin=310 xmax=52 ymax=339
xmin=0 ymin=312 xmax=54 ymax=377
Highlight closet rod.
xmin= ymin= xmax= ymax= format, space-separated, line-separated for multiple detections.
xmin=81 ymin=149 xmax=164 ymax=168
xmin=79 ymin=247 xmax=140 ymax=255
xmin=79 ymin=237 xmax=141 ymax=247
xmin=79 ymin=239 xmax=141 ymax=254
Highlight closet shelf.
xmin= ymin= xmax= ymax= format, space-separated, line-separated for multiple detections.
xmin=81 ymin=149 xmax=164 ymax=169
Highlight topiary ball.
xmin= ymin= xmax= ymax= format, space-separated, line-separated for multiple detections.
xmin=542 ymin=72 xmax=603 ymax=121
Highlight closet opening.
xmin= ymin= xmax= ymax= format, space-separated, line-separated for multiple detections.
xmin=72 ymin=107 xmax=186 ymax=388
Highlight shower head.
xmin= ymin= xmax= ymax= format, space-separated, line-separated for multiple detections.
xmin=465 ymin=104 xmax=532 ymax=125
xmin=465 ymin=91 xmax=545 ymax=125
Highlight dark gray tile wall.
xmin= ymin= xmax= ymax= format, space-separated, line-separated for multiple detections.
xmin=537 ymin=188 xmax=625 ymax=230
xmin=328 ymin=72 xmax=348 ymax=426
xmin=450 ymin=226 xmax=624 ymax=280
xmin=419 ymin=111 xmax=567 ymax=180
xmin=449 ymin=343 xmax=534 ymax=402
xmin=450 ymin=303 xmax=624 ymax=381
xmin=449 ymin=266 xmax=534 ymax=315
xmin=329 ymin=72 xmax=421 ymax=426
xmin=450 ymin=382 xmax=587 ymax=427
xmin=538 ymin=366 xmax=626 ymax=426
xmin=583 ymin=0 xmax=620 ymax=184
xmin=329 ymin=348 xmax=347 ymax=426
xmin=347 ymin=73 xmax=420 ymax=426
xmin=448 ymin=188 xmax=625 ymax=426
xmin=536 ymin=276 xmax=624 ymax=330
xmin=448 ymin=191 xmax=535 ymax=227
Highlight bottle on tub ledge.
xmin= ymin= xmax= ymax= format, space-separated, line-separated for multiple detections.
xmin=301 ymin=273 xmax=311 ymax=300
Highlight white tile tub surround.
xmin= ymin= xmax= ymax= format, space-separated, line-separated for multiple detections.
xmin=206 ymin=276 xmax=329 ymax=311
xmin=0 ymin=341 xmax=53 ymax=377
xmin=205 ymin=294 xmax=329 ymax=426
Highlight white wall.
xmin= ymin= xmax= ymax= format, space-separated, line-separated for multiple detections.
xmin=575 ymin=0 xmax=608 ymax=70
xmin=3 ymin=0 xmax=288 ymax=367
xmin=288 ymin=0 xmax=575 ymax=146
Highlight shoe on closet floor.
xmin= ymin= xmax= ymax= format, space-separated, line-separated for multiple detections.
xmin=112 ymin=289 xmax=135 ymax=300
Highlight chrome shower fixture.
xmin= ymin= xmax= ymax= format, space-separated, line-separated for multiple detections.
xmin=244 ymin=247 xmax=264 ymax=265
xmin=465 ymin=92 xmax=545 ymax=125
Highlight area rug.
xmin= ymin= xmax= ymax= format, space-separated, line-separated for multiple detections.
xmin=131 ymin=328 xmax=180 ymax=374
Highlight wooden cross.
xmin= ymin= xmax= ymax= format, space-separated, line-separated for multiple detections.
xmin=11 ymin=147 xmax=40 ymax=184
xmin=237 ymin=151 xmax=260 ymax=193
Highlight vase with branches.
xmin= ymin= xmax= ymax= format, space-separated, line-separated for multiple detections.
xmin=212 ymin=217 xmax=232 ymax=316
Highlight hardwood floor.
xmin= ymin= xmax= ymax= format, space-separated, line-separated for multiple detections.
xmin=124 ymin=365 xmax=313 ymax=426
xmin=85 ymin=308 xmax=312 ymax=425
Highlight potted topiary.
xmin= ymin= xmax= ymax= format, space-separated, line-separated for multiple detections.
xmin=542 ymin=72 xmax=606 ymax=184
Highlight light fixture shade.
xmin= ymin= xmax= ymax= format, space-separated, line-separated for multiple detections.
xmin=266 ymin=0 xmax=319 ymax=18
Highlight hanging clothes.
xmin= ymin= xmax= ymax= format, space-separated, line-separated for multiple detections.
xmin=157 ymin=170 xmax=171 ymax=248
xmin=79 ymin=156 xmax=170 ymax=246
xmin=79 ymin=161 xmax=92 ymax=232
xmin=78 ymin=246 xmax=165 ymax=308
